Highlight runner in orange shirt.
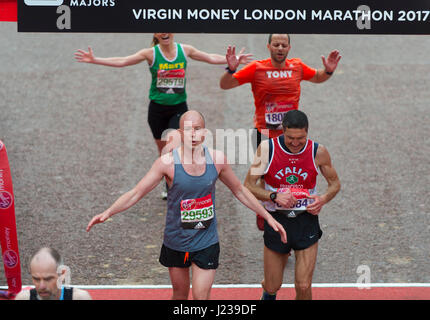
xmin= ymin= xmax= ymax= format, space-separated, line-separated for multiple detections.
xmin=220 ymin=34 xmax=341 ymax=230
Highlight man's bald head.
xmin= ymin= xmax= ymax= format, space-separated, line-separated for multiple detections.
xmin=178 ymin=110 xmax=207 ymax=151
xmin=29 ymin=247 xmax=62 ymax=273
xmin=179 ymin=110 xmax=206 ymax=129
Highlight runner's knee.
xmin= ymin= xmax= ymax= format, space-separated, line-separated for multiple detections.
xmin=172 ymin=286 xmax=189 ymax=300
xmin=262 ymin=280 xmax=281 ymax=294
xmin=294 ymin=280 xmax=312 ymax=292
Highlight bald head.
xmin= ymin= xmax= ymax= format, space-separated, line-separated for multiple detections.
xmin=30 ymin=247 xmax=62 ymax=273
xmin=179 ymin=110 xmax=205 ymax=129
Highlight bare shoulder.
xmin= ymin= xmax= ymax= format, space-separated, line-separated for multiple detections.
xmin=251 ymin=139 xmax=270 ymax=165
xmin=136 ymin=47 xmax=154 ymax=62
xmin=207 ymin=148 xmax=229 ymax=175
xmin=73 ymin=288 xmax=92 ymax=300
xmin=259 ymin=139 xmax=270 ymax=154
xmin=208 ymin=148 xmax=227 ymax=166
xmin=157 ymin=152 xmax=175 ymax=179
xmin=160 ymin=152 xmax=174 ymax=165
xmin=14 ymin=289 xmax=30 ymax=300
xmin=315 ymin=144 xmax=331 ymax=166
xmin=181 ymin=44 xmax=195 ymax=54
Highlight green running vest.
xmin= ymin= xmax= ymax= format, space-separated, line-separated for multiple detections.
xmin=149 ymin=43 xmax=187 ymax=105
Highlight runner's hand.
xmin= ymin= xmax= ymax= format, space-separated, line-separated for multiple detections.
xmin=86 ymin=211 xmax=110 ymax=232
xmin=321 ymin=50 xmax=341 ymax=73
xmin=75 ymin=47 xmax=95 ymax=63
xmin=275 ymin=189 xmax=297 ymax=208
xmin=266 ymin=216 xmax=287 ymax=243
xmin=237 ymin=47 xmax=253 ymax=65
xmin=225 ymin=45 xmax=240 ymax=72
xmin=306 ymin=194 xmax=326 ymax=215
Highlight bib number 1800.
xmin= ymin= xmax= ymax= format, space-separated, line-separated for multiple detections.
xmin=265 ymin=112 xmax=285 ymax=125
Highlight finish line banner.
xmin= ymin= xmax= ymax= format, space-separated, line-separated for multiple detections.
xmin=17 ymin=0 xmax=430 ymax=34
xmin=0 ymin=140 xmax=22 ymax=298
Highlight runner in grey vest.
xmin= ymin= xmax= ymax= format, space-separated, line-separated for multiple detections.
xmin=164 ymin=146 xmax=218 ymax=252
xmin=87 ymin=110 xmax=286 ymax=300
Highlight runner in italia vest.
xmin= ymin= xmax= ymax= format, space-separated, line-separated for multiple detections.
xmin=149 ymin=43 xmax=188 ymax=106
xmin=164 ymin=146 xmax=219 ymax=252
xmin=263 ymin=135 xmax=319 ymax=213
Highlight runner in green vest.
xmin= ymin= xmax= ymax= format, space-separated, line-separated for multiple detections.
xmin=75 ymin=33 xmax=252 ymax=199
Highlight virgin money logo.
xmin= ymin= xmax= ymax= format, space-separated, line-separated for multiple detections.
xmin=181 ymin=199 xmax=196 ymax=211
xmin=291 ymin=190 xmax=309 ymax=199
xmin=3 ymin=250 xmax=18 ymax=269
xmin=0 ymin=191 xmax=13 ymax=209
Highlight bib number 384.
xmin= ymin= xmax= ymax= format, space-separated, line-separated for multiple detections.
xmin=180 ymin=194 xmax=214 ymax=230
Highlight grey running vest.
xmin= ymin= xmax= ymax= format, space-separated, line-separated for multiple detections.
xmin=163 ymin=146 xmax=219 ymax=252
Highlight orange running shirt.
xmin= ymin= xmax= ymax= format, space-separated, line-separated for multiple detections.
xmin=233 ymin=58 xmax=316 ymax=138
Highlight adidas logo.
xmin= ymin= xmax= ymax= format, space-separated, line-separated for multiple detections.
xmin=194 ymin=222 xmax=206 ymax=229
xmin=287 ymin=211 xmax=296 ymax=218
xmin=166 ymin=88 xmax=175 ymax=94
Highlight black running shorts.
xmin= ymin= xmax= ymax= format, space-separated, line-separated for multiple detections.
xmin=159 ymin=242 xmax=220 ymax=270
xmin=147 ymin=100 xmax=188 ymax=140
xmin=264 ymin=211 xmax=322 ymax=254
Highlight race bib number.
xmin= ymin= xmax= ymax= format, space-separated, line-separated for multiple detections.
xmin=275 ymin=188 xmax=314 ymax=212
xmin=180 ymin=194 xmax=214 ymax=230
xmin=157 ymin=69 xmax=185 ymax=94
xmin=264 ymin=101 xmax=294 ymax=129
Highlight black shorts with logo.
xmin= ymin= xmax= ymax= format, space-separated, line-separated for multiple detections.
xmin=159 ymin=242 xmax=220 ymax=270
xmin=264 ymin=210 xmax=322 ymax=254
xmin=147 ymin=100 xmax=188 ymax=140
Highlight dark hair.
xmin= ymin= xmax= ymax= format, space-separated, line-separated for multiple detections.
xmin=282 ymin=110 xmax=308 ymax=131
xmin=268 ymin=34 xmax=290 ymax=45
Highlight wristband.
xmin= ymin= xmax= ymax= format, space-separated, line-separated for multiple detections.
xmin=325 ymin=70 xmax=333 ymax=75
xmin=270 ymin=192 xmax=277 ymax=203
xmin=225 ymin=66 xmax=236 ymax=74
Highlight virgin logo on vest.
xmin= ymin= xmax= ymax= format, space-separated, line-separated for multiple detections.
xmin=3 ymin=250 xmax=18 ymax=269
xmin=181 ymin=199 xmax=196 ymax=211
xmin=0 ymin=191 xmax=13 ymax=209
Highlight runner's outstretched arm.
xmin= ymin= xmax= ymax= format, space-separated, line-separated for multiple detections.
xmin=219 ymin=46 xmax=242 ymax=89
xmin=74 ymin=46 xmax=152 ymax=68
xmin=308 ymin=50 xmax=341 ymax=83
xmin=183 ymin=44 xmax=252 ymax=65
xmin=86 ymin=157 xmax=168 ymax=232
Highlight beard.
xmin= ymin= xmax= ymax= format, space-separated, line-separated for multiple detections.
xmin=270 ymin=51 xmax=287 ymax=64
xmin=37 ymin=290 xmax=56 ymax=300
